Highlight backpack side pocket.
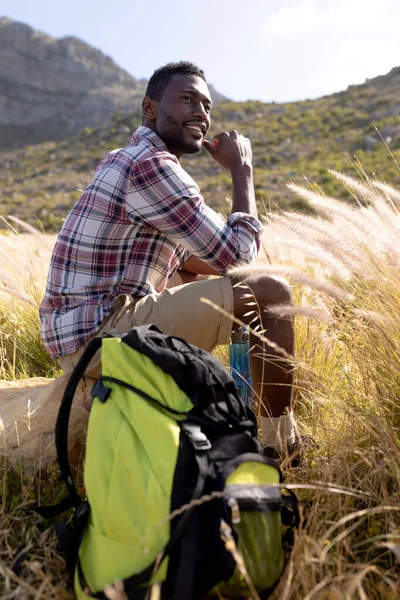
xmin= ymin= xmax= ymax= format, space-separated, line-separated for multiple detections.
xmin=214 ymin=456 xmax=284 ymax=597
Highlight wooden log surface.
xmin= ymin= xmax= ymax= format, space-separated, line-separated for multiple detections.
xmin=0 ymin=374 xmax=95 ymax=469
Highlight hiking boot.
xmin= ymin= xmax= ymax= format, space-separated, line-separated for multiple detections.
xmin=263 ymin=436 xmax=317 ymax=468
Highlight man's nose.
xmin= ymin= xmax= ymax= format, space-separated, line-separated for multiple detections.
xmin=193 ymin=102 xmax=209 ymax=121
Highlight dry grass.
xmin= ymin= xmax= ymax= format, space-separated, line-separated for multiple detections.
xmin=260 ymin=173 xmax=400 ymax=599
xmin=0 ymin=220 xmax=59 ymax=379
xmin=1 ymin=172 xmax=400 ymax=598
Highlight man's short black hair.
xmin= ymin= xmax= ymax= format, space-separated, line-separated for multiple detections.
xmin=145 ymin=61 xmax=206 ymax=101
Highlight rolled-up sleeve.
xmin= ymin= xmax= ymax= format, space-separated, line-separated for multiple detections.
xmin=126 ymin=153 xmax=263 ymax=273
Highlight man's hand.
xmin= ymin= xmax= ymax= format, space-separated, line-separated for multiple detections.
xmin=203 ymin=131 xmax=253 ymax=171
xmin=203 ymin=131 xmax=257 ymax=218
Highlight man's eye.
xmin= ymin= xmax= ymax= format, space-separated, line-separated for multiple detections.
xmin=204 ymin=105 xmax=212 ymax=113
xmin=182 ymin=96 xmax=192 ymax=102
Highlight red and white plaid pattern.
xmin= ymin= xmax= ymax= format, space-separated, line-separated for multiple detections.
xmin=40 ymin=127 xmax=263 ymax=358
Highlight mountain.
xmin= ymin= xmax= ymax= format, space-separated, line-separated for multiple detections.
xmin=1 ymin=18 xmax=400 ymax=227
xmin=0 ymin=18 xmax=226 ymax=149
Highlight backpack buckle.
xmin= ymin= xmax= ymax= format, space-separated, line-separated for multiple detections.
xmin=183 ymin=423 xmax=212 ymax=451
xmin=91 ymin=380 xmax=111 ymax=403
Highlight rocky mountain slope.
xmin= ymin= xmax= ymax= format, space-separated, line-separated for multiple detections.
xmin=0 ymin=18 xmax=225 ymax=149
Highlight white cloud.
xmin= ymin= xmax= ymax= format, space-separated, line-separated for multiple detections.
xmin=303 ymin=38 xmax=400 ymax=98
xmin=262 ymin=1 xmax=324 ymax=38
xmin=262 ymin=0 xmax=400 ymax=40
xmin=259 ymin=0 xmax=400 ymax=101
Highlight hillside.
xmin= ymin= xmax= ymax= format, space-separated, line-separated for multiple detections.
xmin=2 ymin=63 xmax=400 ymax=229
xmin=1 ymin=16 xmax=400 ymax=227
xmin=0 ymin=18 xmax=226 ymax=149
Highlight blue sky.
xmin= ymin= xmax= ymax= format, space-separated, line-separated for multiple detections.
xmin=3 ymin=0 xmax=400 ymax=102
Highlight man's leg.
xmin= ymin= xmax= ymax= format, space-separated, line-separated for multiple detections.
xmin=158 ymin=272 xmax=297 ymax=454
xmin=58 ymin=273 xmax=297 ymax=454
xmin=58 ymin=275 xmax=232 ymax=378
xmin=232 ymin=274 xmax=296 ymax=453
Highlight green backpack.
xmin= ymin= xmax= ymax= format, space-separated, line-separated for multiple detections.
xmin=50 ymin=324 xmax=299 ymax=599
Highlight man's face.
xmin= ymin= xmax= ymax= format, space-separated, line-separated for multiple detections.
xmin=152 ymin=74 xmax=212 ymax=158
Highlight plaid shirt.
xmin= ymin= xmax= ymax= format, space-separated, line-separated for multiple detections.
xmin=40 ymin=126 xmax=263 ymax=358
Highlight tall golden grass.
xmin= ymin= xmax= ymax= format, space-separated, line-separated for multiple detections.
xmin=1 ymin=172 xmax=400 ymax=598
xmin=0 ymin=217 xmax=59 ymax=379
xmin=262 ymin=172 xmax=400 ymax=599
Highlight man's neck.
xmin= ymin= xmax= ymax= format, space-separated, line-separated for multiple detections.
xmin=141 ymin=121 xmax=182 ymax=161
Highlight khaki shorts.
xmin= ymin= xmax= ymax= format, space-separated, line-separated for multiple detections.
xmin=58 ymin=275 xmax=234 ymax=379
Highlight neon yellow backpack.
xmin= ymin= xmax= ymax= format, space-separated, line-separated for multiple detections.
xmin=49 ymin=325 xmax=298 ymax=599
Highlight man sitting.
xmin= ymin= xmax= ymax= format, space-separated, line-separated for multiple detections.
xmin=40 ymin=61 xmax=297 ymax=460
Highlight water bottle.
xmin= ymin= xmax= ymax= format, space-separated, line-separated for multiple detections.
xmin=229 ymin=326 xmax=253 ymax=406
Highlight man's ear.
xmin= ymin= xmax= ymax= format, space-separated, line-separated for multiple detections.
xmin=142 ymin=96 xmax=157 ymax=121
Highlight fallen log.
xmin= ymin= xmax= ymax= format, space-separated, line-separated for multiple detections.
xmin=0 ymin=374 xmax=95 ymax=470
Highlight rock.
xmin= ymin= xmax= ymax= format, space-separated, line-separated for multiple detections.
xmin=364 ymin=135 xmax=379 ymax=149
xmin=0 ymin=374 xmax=95 ymax=470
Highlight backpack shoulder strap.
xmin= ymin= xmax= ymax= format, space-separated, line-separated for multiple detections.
xmin=56 ymin=335 xmax=103 ymax=508
xmin=31 ymin=337 xmax=103 ymax=519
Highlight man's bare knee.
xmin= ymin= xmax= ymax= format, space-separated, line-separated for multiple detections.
xmin=250 ymin=275 xmax=292 ymax=306
xmin=233 ymin=274 xmax=292 ymax=318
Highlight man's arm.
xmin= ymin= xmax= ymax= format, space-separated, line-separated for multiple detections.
xmin=180 ymin=255 xmax=221 ymax=276
xmin=129 ymin=150 xmax=262 ymax=273
xmin=203 ymin=130 xmax=258 ymax=219
xmin=182 ymin=131 xmax=258 ymax=275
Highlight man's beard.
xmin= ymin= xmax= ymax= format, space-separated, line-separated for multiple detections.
xmin=159 ymin=114 xmax=203 ymax=155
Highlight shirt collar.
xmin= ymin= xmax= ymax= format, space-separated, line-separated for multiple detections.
xmin=131 ymin=126 xmax=169 ymax=153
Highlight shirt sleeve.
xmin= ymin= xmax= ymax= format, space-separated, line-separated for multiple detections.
xmin=177 ymin=247 xmax=191 ymax=270
xmin=125 ymin=153 xmax=263 ymax=274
